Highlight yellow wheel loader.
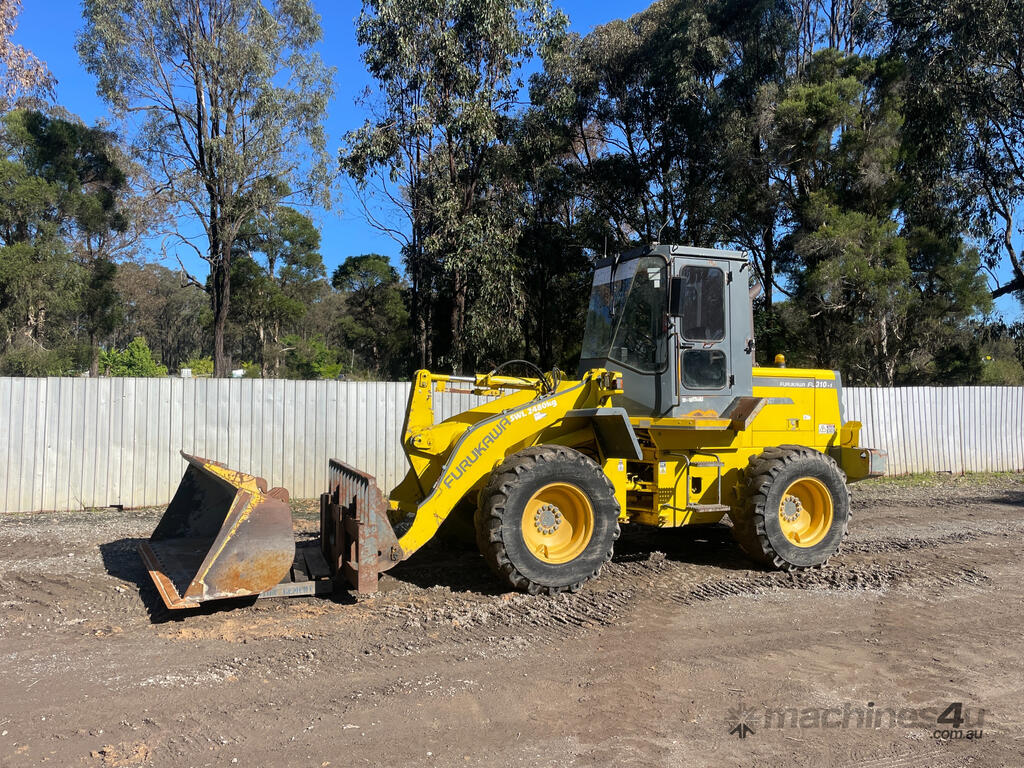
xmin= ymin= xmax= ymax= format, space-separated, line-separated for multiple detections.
xmin=139 ymin=244 xmax=886 ymax=609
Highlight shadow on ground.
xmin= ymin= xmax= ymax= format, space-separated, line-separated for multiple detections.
xmin=385 ymin=518 xmax=759 ymax=594
xmin=99 ymin=537 xmax=271 ymax=623
xmin=614 ymin=521 xmax=756 ymax=572
xmin=385 ymin=538 xmax=508 ymax=594
xmin=981 ymin=488 xmax=1024 ymax=507
xmin=97 ymin=516 xmax=763 ymax=611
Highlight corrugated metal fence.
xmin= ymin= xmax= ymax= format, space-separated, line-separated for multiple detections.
xmin=844 ymin=386 xmax=1024 ymax=475
xmin=1 ymin=378 xmax=1022 ymax=514
xmin=0 ymin=377 xmax=487 ymax=515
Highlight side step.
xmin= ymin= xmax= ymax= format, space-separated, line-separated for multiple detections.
xmin=687 ymin=503 xmax=731 ymax=514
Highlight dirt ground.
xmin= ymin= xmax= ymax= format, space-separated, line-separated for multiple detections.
xmin=1 ymin=474 xmax=1023 ymax=767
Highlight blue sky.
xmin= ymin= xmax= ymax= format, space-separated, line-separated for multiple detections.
xmin=13 ymin=1 xmax=650 ymax=274
xmin=12 ymin=0 xmax=1024 ymax=320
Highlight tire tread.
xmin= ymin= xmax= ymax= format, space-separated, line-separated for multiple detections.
xmin=475 ymin=445 xmax=620 ymax=594
xmin=731 ymin=445 xmax=851 ymax=571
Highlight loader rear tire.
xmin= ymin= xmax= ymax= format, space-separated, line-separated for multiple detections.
xmin=475 ymin=445 xmax=620 ymax=595
xmin=730 ymin=445 xmax=850 ymax=570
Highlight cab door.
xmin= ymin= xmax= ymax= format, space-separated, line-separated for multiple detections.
xmin=671 ymin=261 xmax=734 ymax=413
xmin=606 ymin=257 xmax=675 ymax=416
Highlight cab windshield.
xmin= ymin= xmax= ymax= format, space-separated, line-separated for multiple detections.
xmin=581 ymin=256 xmax=667 ymax=373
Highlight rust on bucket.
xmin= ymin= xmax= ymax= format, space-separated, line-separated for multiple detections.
xmin=138 ymin=452 xmax=294 ymax=610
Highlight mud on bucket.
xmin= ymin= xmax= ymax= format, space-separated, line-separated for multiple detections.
xmin=138 ymin=452 xmax=294 ymax=610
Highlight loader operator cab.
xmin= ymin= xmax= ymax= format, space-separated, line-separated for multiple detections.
xmin=579 ymin=244 xmax=755 ymax=417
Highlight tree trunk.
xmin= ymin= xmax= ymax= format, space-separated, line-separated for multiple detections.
xmin=877 ymin=314 xmax=891 ymax=386
xmin=417 ymin=317 xmax=427 ymax=368
xmin=89 ymin=332 xmax=99 ymax=378
xmin=271 ymin=319 xmax=281 ymax=378
xmin=425 ymin=301 xmax=433 ymax=370
xmin=258 ymin=322 xmax=268 ymax=378
xmin=413 ymin=270 xmax=428 ymax=370
xmin=761 ymin=229 xmax=775 ymax=310
xmin=212 ymin=235 xmax=232 ymax=377
xmin=450 ymin=269 xmax=467 ymax=374
xmin=408 ymin=230 xmax=429 ymax=371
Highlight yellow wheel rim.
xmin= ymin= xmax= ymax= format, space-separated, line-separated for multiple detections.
xmin=777 ymin=477 xmax=834 ymax=548
xmin=521 ymin=482 xmax=595 ymax=564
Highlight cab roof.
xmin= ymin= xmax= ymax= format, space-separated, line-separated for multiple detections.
xmin=593 ymin=243 xmax=748 ymax=269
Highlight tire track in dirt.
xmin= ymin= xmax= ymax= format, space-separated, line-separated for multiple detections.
xmin=360 ymin=525 xmax=996 ymax=656
xmin=666 ymin=562 xmax=988 ymax=605
xmin=0 ymin=507 xmax=1006 ymax=665
xmin=841 ymin=517 xmax=1024 ymax=556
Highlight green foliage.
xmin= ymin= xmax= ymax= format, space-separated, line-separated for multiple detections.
xmin=976 ymin=325 xmax=1024 ymax=385
xmin=0 ymin=0 xmax=1018 ymax=385
xmin=99 ymin=336 xmax=168 ymax=377
xmin=331 ymin=254 xmax=410 ymax=377
xmin=82 ymin=258 xmax=121 ymax=344
xmin=500 ymin=111 xmax=593 ymax=369
xmin=79 ymin=0 xmax=335 ymax=375
xmin=240 ymin=361 xmax=262 ymax=378
xmin=761 ymin=51 xmax=992 ymax=384
xmin=342 ymin=0 xmax=564 ymax=372
xmin=329 ymin=0 xmax=1014 ymax=381
xmin=228 ymin=203 xmax=327 ymax=375
xmin=0 ymin=344 xmax=83 ymax=376
xmin=181 ymin=356 xmax=214 ymax=377
xmin=0 ymin=0 xmax=56 ymax=110
xmin=281 ymin=334 xmax=343 ymax=380
xmin=180 ymin=354 xmax=259 ymax=378
xmin=979 ymin=355 xmax=1024 ymax=386
xmin=890 ymin=0 xmax=1024 ymax=304
xmin=113 ymin=262 xmax=209 ymax=371
xmin=0 ymin=109 xmax=133 ymax=376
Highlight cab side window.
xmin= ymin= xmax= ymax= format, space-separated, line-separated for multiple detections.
xmin=680 ymin=266 xmax=725 ymax=341
xmin=682 ymin=349 xmax=727 ymax=389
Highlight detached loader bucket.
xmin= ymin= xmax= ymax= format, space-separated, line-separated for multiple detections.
xmin=138 ymin=452 xmax=294 ymax=610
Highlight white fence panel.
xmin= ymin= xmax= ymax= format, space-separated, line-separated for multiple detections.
xmin=1 ymin=379 xmax=1022 ymax=513
xmin=845 ymin=386 xmax=1024 ymax=475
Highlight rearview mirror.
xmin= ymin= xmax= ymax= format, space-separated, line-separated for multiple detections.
xmin=669 ymin=276 xmax=683 ymax=316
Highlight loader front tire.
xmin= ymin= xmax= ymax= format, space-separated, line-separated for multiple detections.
xmin=475 ymin=445 xmax=620 ymax=595
xmin=731 ymin=445 xmax=850 ymax=570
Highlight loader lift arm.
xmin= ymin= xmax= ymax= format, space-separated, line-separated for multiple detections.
xmin=320 ymin=368 xmax=630 ymax=592
xmin=394 ymin=368 xmax=626 ymax=556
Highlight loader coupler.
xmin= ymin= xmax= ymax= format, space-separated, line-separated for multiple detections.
xmin=139 ymin=452 xmax=295 ymax=610
xmin=321 ymin=459 xmax=404 ymax=594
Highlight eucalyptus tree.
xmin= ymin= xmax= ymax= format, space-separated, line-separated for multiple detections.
xmin=0 ymin=0 xmax=55 ymax=110
xmin=342 ymin=0 xmax=565 ymax=373
xmin=889 ymin=0 xmax=1024 ymax=305
xmin=78 ymin=0 xmax=334 ymax=375
xmin=229 ymin=203 xmax=325 ymax=376
xmin=528 ymin=0 xmax=796 ymax=361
